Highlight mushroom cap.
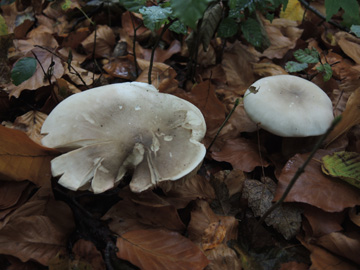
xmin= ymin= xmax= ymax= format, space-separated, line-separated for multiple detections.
xmin=41 ymin=82 xmax=206 ymax=193
xmin=243 ymin=75 xmax=334 ymax=137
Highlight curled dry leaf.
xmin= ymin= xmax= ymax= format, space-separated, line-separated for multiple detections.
xmin=326 ymin=87 xmax=360 ymax=146
xmin=252 ymin=62 xmax=288 ymax=77
xmin=261 ymin=17 xmax=303 ymax=59
xmin=242 ymin=178 xmax=302 ymax=240
xmin=81 ymin=25 xmax=116 ymax=58
xmin=0 ymin=189 xmax=75 ymax=265
xmin=275 ymin=150 xmax=360 ymax=212
xmin=0 ymin=125 xmax=59 ymax=187
xmin=335 ymin=32 xmax=360 ymax=64
xmin=116 ymin=229 xmax=209 ymax=270
xmin=211 ymin=138 xmax=269 ymax=172
xmin=12 ymin=110 xmax=47 ymax=144
xmin=204 ymin=243 xmax=242 ymax=270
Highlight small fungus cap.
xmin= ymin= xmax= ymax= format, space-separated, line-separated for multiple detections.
xmin=243 ymin=75 xmax=334 ymax=137
xmin=41 ymin=82 xmax=206 ymax=193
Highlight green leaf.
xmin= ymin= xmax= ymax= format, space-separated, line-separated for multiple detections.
xmin=321 ymin=151 xmax=360 ymax=189
xmin=139 ymin=6 xmax=172 ymax=31
xmin=169 ymin=20 xmax=187 ymax=35
xmin=350 ymin=25 xmax=360 ymax=37
xmin=218 ymin=17 xmax=238 ymax=38
xmin=285 ymin=61 xmax=308 ymax=73
xmin=200 ymin=2 xmax=223 ymax=51
xmin=11 ymin=57 xmax=37 ymax=86
xmin=118 ymin=0 xmax=146 ymax=12
xmin=293 ymin=48 xmax=319 ymax=64
xmin=325 ymin=0 xmax=360 ymax=26
xmin=0 ymin=14 xmax=8 ymax=36
xmin=170 ymin=0 xmax=214 ymax=29
xmin=316 ymin=63 xmax=332 ymax=81
xmin=241 ymin=17 xmax=263 ymax=49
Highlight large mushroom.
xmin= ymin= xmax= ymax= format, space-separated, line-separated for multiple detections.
xmin=243 ymin=75 xmax=334 ymax=137
xmin=41 ymin=82 xmax=206 ymax=193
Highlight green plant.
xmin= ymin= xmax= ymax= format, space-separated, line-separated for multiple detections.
xmin=285 ymin=48 xmax=333 ymax=81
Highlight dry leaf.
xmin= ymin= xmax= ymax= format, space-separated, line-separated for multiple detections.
xmin=204 ymin=243 xmax=242 ymax=270
xmin=275 ymin=150 xmax=360 ymax=212
xmin=0 ymin=188 xmax=75 ymax=265
xmin=72 ymin=239 xmax=105 ymax=270
xmin=242 ymin=178 xmax=302 ymax=240
xmin=335 ymin=32 xmax=360 ymax=64
xmin=81 ymin=25 xmax=116 ymax=58
xmin=103 ymin=55 xmax=138 ymax=80
xmin=279 ymin=261 xmax=309 ymax=270
xmin=211 ymin=138 xmax=269 ymax=172
xmin=116 ymin=229 xmax=209 ymax=270
xmin=0 ymin=125 xmax=59 ymax=187
xmin=326 ymin=87 xmax=360 ymax=146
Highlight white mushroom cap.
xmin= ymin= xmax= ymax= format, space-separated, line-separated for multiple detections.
xmin=41 ymin=82 xmax=206 ymax=193
xmin=243 ymin=75 xmax=334 ymax=137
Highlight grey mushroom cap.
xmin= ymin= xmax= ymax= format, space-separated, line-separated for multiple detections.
xmin=243 ymin=75 xmax=334 ymax=137
xmin=41 ymin=82 xmax=206 ymax=193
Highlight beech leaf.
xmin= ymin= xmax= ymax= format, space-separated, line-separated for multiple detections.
xmin=116 ymin=229 xmax=209 ymax=270
xmin=321 ymin=151 xmax=360 ymax=189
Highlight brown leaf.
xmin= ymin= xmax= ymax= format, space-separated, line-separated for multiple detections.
xmin=279 ymin=261 xmax=309 ymax=270
xmin=103 ymin=55 xmax=138 ymax=80
xmin=187 ymin=200 xmax=238 ymax=247
xmin=0 ymin=125 xmax=59 ymax=187
xmin=349 ymin=206 xmax=360 ymax=227
xmin=0 ymin=188 xmax=75 ymax=265
xmin=104 ymin=190 xmax=185 ymax=235
xmin=221 ymin=41 xmax=257 ymax=87
xmin=326 ymin=87 xmax=360 ymax=146
xmin=158 ymin=175 xmax=216 ymax=209
xmin=72 ymin=239 xmax=105 ymax=270
xmin=211 ymin=138 xmax=269 ymax=172
xmin=275 ymin=150 xmax=360 ymax=212
xmin=81 ymin=25 xmax=115 ymax=58
xmin=317 ymin=232 xmax=360 ymax=265
xmin=303 ymin=205 xmax=344 ymax=238
xmin=0 ymin=180 xmax=35 ymax=221
xmin=116 ymin=229 xmax=209 ymax=270
xmin=204 ymin=243 xmax=242 ymax=270
xmin=335 ymin=32 xmax=360 ymax=64
xmin=261 ymin=18 xmax=303 ymax=59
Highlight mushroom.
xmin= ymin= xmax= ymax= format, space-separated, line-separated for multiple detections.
xmin=41 ymin=82 xmax=206 ymax=193
xmin=243 ymin=75 xmax=334 ymax=137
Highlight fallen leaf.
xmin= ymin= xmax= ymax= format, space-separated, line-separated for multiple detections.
xmin=349 ymin=206 xmax=360 ymax=227
xmin=103 ymin=55 xmax=138 ymax=80
xmin=116 ymin=229 xmax=209 ymax=270
xmin=81 ymin=25 xmax=116 ymax=58
xmin=204 ymin=243 xmax=242 ymax=270
xmin=326 ymin=87 xmax=360 ymax=146
xmin=242 ymin=178 xmax=302 ymax=240
xmin=321 ymin=151 xmax=360 ymax=189
xmin=279 ymin=261 xmax=309 ymax=270
xmin=280 ymin=0 xmax=305 ymax=22
xmin=335 ymin=31 xmax=360 ymax=64
xmin=317 ymin=232 xmax=360 ymax=265
xmin=211 ymin=138 xmax=269 ymax=172
xmin=72 ymin=239 xmax=105 ymax=270
xmin=0 ymin=188 xmax=75 ymax=265
xmin=274 ymin=150 xmax=360 ymax=212
xmin=0 ymin=125 xmax=59 ymax=187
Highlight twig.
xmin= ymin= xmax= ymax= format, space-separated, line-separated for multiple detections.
xmin=252 ymin=115 xmax=342 ymax=236
xmin=207 ymin=98 xmax=240 ymax=152
xmin=148 ymin=20 xmax=175 ymax=85
xmin=299 ymin=0 xmax=348 ymax=31
xmin=31 ymin=51 xmax=52 ymax=86
xmin=34 ymin=45 xmax=89 ymax=88
xmin=130 ymin=13 xmax=142 ymax=78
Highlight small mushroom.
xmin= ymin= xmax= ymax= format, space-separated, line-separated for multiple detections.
xmin=41 ymin=82 xmax=206 ymax=193
xmin=243 ymin=75 xmax=334 ymax=137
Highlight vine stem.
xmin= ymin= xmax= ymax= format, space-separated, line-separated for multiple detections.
xmin=252 ymin=115 xmax=342 ymax=237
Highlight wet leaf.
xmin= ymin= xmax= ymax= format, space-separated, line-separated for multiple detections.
xmin=321 ymin=151 xmax=360 ymax=189
xmin=116 ymin=229 xmax=209 ymax=270
xmin=139 ymin=6 xmax=172 ymax=31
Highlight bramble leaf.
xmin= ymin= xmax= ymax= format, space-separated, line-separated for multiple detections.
xmin=118 ymin=0 xmax=146 ymax=12
xmin=218 ymin=17 xmax=238 ymax=38
xmin=139 ymin=6 xmax=172 ymax=31
xmin=294 ymin=48 xmax=319 ymax=64
xmin=285 ymin=61 xmax=308 ymax=73
xmin=316 ymin=63 xmax=332 ymax=81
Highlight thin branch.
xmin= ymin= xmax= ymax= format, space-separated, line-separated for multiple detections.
xmin=207 ymin=98 xmax=240 ymax=152
xmin=252 ymin=115 xmax=342 ymax=237
xmin=34 ymin=45 xmax=89 ymax=88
